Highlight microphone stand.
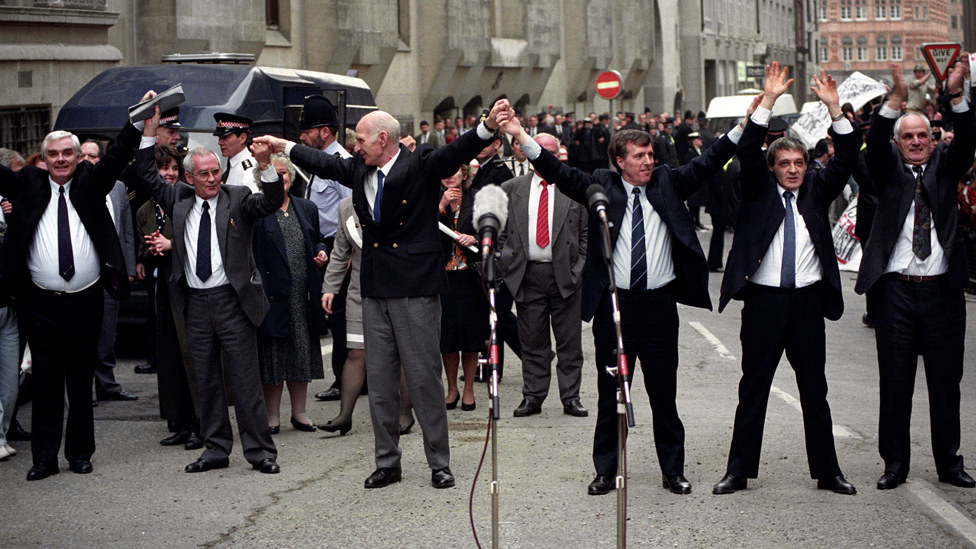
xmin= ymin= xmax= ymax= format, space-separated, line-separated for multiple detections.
xmin=597 ymin=210 xmax=635 ymax=549
xmin=480 ymin=245 xmax=502 ymax=549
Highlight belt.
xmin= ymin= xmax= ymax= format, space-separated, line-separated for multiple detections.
xmin=895 ymin=274 xmax=941 ymax=282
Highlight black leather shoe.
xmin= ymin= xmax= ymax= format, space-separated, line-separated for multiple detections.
xmin=588 ymin=474 xmax=614 ymax=495
xmin=876 ymin=471 xmax=907 ymax=490
xmin=315 ymin=387 xmax=341 ymax=401
xmin=133 ymin=363 xmax=156 ymax=374
xmin=253 ymin=458 xmax=280 ymax=474
xmin=185 ymin=457 xmax=229 ymax=473
xmin=663 ymin=474 xmax=692 ymax=494
xmin=431 ymin=467 xmax=455 ymax=489
xmin=99 ymin=390 xmax=138 ymax=402
xmin=8 ymin=419 xmax=30 ymax=441
xmin=513 ymin=399 xmax=542 ymax=417
xmin=290 ymin=416 xmax=316 ymax=432
xmin=817 ymin=475 xmax=857 ymax=495
xmin=445 ymin=394 xmax=460 ymax=410
xmin=69 ymin=459 xmax=93 ymax=474
xmin=939 ymin=470 xmax=976 ymax=488
xmin=26 ymin=462 xmax=59 ymax=481
xmin=160 ymin=430 xmax=191 ymax=446
xmin=862 ymin=312 xmax=875 ymax=329
xmin=399 ymin=418 xmax=415 ymax=435
xmin=563 ymin=398 xmax=588 ymax=417
xmin=320 ymin=419 xmax=352 ymax=435
xmin=364 ymin=466 xmax=402 ymax=489
xmin=713 ymin=473 xmax=747 ymax=494
xmin=184 ymin=431 xmax=204 ymax=450
xmin=461 ymin=399 xmax=476 ymax=412
xmin=268 ymin=425 xmax=280 ymax=435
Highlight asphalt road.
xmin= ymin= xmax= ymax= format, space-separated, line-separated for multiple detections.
xmin=3 ymin=227 xmax=976 ymax=549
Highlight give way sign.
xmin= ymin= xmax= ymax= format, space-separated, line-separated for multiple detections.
xmin=920 ymin=43 xmax=961 ymax=81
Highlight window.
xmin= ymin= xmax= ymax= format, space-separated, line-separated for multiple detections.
xmin=821 ymin=47 xmax=830 ymax=62
xmin=875 ymin=0 xmax=886 ymax=19
xmin=857 ymin=36 xmax=868 ymax=61
xmin=922 ymin=6 xmax=927 ymax=19
xmin=841 ymin=0 xmax=852 ymax=20
xmin=265 ymin=0 xmax=280 ymax=28
xmin=0 ymin=106 xmax=51 ymax=154
xmin=842 ymin=47 xmax=854 ymax=62
xmin=891 ymin=45 xmax=902 ymax=60
xmin=876 ymin=35 xmax=888 ymax=61
xmin=952 ymin=15 xmax=958 ymax=29
xmin=855 ymin=0 xmax=867 ymax=20
xmin=890 ymin=0 xmax=901 ymax=19
xmin=819 ymin=4 xmax=828 ymax=20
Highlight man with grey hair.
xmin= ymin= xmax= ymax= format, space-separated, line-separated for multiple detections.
xmin=255 ymin=100 xmax=514 ymax=489
xmin=0 ymin=148 xmax=25 ymax=171
xmin=858 ymin=60 xmax=976 ymax=491
xmin=0 ymin=91 xmax=147 ymax=480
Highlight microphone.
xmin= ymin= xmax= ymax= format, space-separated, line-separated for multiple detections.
xmin=586 ymin=184 xmax=613 ymax=262
xmin=473 ymin=184 xmax=509 ymax=256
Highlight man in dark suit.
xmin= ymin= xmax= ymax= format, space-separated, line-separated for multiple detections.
xmin=590 ymin=115 xmax=611 ymax=170
xmin=256 ymin=100 xmax=514 ymax=489
xmin=712 ymin=64 xmax=858 ymax=496
xmin=136 ymin=108 xmax=283 ymax=475
xmin=857 ymin=60 xmax=976 ymax=490
xmin=654 ymin=118 xmax=680 ymax=168
xmin=501 ymin=101 xmax=745 ymax=496
xmin=0 ymin=106 xmax=142 ymax=480
xmin=498 ymin=133 xmax=588 ymax=419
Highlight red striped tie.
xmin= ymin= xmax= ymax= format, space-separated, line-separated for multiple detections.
xmin=537 ymin=180 xmax=549 ymax=248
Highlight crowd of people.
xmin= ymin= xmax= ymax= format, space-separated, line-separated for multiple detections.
xmin=0 ymin=59 xmax=974 ymax=504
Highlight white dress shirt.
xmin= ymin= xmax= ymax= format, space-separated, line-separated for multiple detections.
xmin=224 ymin=148 xmax=259 ymax=193
xmin=183 ymin=194 xmax=228 ymax=289
xmin=28 ymin=179 xmax=100 ymax=292
xmin=750 ymin=185 xmax=823 ymax=288
xmin=527 ymin=174 xmax=554 ymax=262
xmin=612 ymin=180 xmax=675 ymax=290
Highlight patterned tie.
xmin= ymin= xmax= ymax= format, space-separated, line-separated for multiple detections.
xmin=781 ymin=191 xmax=796 ymax=289
xmin=196 ymin=201 xmax=212 ymax=281
xmin=630 ymin=187 xmax=647 ymax=291
xmin=912 ymin=165 xmax=931 ymax=260
xmin=536 ymin=180 xmax=549 ymax=248
xmin=373 ymin=170 xmax=385 ymax=223
xmin=518 ymin=163 xmax=525 ymax=177
xmin=57 ymin=186 xmax=74 ymax=281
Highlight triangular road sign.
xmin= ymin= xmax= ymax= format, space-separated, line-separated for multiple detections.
xmin=920 ymin=43 xmax=961 ymax=81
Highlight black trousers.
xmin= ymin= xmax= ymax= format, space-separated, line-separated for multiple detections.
xmin=185 ymin=286 xmax=276 ymax=465
xmin=726 ymin=283 xmax=841 ymax=480
xmin=592 ymin=286 xmax=684 ymax=478
xmin=22 ymin=283 xmax=102 ymax=467
xmin=707 ymin=213 xmax=727 ymax=270
xmin=872 ymin=275 xmax=965 ymax=477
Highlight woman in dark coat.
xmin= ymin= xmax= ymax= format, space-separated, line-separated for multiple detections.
xmin=438 ymin=163 xmax=489 ymax=411
xmin=252 ymin=153 xmax=329 ymax=433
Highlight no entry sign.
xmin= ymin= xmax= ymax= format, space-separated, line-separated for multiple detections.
xmin=595 ymin=70 xmax=622 ymax=100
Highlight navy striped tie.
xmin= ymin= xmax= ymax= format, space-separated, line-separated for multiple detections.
xmin=630 ymin=187 xmax=647 ymax=291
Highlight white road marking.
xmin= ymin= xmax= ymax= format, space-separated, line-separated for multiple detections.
xmin=906 ymin=479 xmax=976 ymax=546
xmin=692 ymin=322 xmax=860 ymax=439
xmin=688 ymin=322 xmax=736 ymax=361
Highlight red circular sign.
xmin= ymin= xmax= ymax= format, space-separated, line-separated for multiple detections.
xmin=595 ymin=70 xmax=622 ymax=100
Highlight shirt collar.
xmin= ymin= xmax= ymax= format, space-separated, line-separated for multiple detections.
xmin=229 ymin=148 xmax=252 ymax=167
xmin=379 ymin=149 xmax=401 ymax=176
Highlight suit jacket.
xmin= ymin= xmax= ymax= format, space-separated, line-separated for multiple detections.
xmin=416 ymin=131 xmax=444 ymax=149
xmin=322 ymin=197 xmax=362 ymax=323
xmin=855 ymin=107 xmax=976 ymax=294
xmin=289 ymin=124 xmax=493 ymax=298
xmin=719 ymin=118 xmax=858 ymax=320
xmin=0 ymin=124 xmax=140 ymax=304
xmin=133 ymin=146 xmax=284 ymax=326
xmin=654 ymin=134 xmax=680 ymax=168
xmin=253 ymin=197 xmax=328 ymax=339
xmin=530 ymin=133 xmax=737 ymax=321
xmin=498 ymin=174 xmax=587 ymax=300
xmin=470 ymin=155 xmax=514 ymax=192
xmin=107 ymin=181 xmax=136 ymax=278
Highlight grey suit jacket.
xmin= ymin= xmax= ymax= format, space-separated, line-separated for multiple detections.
xmin=498 ymin=174 xmax=588 ymax=300
xmin=107 ymin=181 xmax=136 ymax=277
xmin=133 ymin=146 xmax=284 ymax=326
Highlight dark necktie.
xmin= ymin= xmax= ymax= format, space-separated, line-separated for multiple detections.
xmin=912 ymin=165 xmax=931 ymax=260
xmin=630 ymin=187 xmax=647 ymax=291
xmin=373 ymin=170 xmax=385 ymax=223
xmin=196 ymin=201 xmax=212 ymax=281
xmin=781 ymin=191 xmax=796 ymax=288
xmin=518 ymin=163 xmax=525 ymax=177
xmin=57 ymin=186 xmax=74 ymax=281
xmin=221 ymin=161 xmax=229 ymax=183
xmin=536 ymin=180 xmax=549 ymax=248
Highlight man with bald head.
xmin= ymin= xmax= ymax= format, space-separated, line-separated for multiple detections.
xmin=498 ymin=134 xmax=588 ymax=418
xmin=858 ymin=60 xmax=976 ymax=490
xmin=255 ymin=101 xmax=514 ymax=489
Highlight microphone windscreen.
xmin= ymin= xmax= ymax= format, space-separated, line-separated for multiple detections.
xmin=586 ymin=184 xmax=609 ymax=210
xmin=473 ymin=184 xmax=509 ymax=230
